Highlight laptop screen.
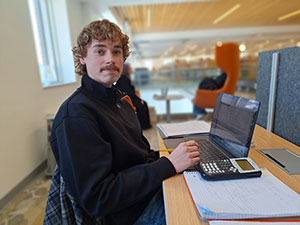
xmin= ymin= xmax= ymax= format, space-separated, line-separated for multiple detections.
xmin=210 ymin=93 xmax=260 ymax=158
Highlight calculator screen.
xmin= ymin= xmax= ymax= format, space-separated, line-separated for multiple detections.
xmin=235 ymin=159 xmax=254 ymax=170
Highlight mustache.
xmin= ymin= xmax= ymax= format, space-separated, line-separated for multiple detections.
xmin=100 ymin=64 xmax=120 ymax=72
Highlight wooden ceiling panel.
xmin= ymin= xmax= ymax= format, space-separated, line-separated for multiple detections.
xmin=108 ymin=0 xmax=300 ymax=59
xmin=111 ymin=0 xmax=300 ymax=34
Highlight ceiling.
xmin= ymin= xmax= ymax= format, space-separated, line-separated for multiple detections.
xmin=88 ymin=0 xmax=300 ymax=60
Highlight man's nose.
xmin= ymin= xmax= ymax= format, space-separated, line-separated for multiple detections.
xmin=105 ymin=51 xmax=116 ymax=64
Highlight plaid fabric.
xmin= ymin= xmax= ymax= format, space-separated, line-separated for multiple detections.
xmin=44 ymin=167 xmax=108 ymax=225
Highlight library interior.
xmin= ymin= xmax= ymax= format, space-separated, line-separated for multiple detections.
xmin=1 ymin=0 xmax=300 ymax=224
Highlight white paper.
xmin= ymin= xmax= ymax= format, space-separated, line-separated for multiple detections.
xmin=157 ymin=120 xmax=210 ymax=138
xmin=209 ymin=221 xmax=300 ymax=225
xmin=183 ymin=169 xmax=300 ymax=219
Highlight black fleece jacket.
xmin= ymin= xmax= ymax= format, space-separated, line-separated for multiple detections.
xmin=50 ymin=75 xmax=176 ymax=225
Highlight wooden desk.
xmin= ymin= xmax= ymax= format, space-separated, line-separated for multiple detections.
xmin=159 ymin=125 xmax=300 ymax=225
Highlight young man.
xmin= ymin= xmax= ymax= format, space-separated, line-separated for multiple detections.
xmin=44 ymin=19 xmax=200 ymax=225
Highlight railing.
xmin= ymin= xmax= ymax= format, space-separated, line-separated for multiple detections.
xmin=133 ymin=65 xmax=258 ymax=92
xmin=133 ymin=67 xmax=219 ymax=89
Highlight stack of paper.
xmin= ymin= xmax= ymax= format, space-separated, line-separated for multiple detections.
xmin=157 ymin=120 xmax=210 ymax=138
xmin=209 ymin=221 xmax=300 ymax=225
xmin=183 ymin=169 xmax=300 ymax=220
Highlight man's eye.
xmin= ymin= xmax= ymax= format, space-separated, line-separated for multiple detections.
xmin=96 ymin=50 xmax=104 ymax=54
xmin=113 ymin=50 xmax=122 ymax=55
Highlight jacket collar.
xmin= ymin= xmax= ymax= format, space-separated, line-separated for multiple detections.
xmin=81 ymin=75 xmax=123 ymax=102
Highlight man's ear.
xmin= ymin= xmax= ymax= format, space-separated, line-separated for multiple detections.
xmin=79 ymin=58 xmax=86 ymax=65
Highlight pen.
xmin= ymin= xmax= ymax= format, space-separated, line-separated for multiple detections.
xmin=159 ymin=149 xmax=174 ymax=152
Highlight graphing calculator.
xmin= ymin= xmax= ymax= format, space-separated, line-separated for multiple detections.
xmin=196 ymin=158 xmax=262 ymax=180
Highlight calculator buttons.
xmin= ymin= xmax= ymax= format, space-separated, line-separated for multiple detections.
xmin=200 ymin=159 xmax=239 ymax=176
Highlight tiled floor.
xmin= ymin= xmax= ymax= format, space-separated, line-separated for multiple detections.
xmin=0 ymin=172 xmax=51 ymax=225
xmin=141 ymin=88 xmax=256 ymax=115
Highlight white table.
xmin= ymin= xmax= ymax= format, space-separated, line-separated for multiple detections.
xmin=153 ymin=94 xmax=184 ymax=122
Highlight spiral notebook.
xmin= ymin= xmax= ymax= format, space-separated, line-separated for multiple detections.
xmin=183 ymin=169 xmax=300 ymax=220
xmin=209 ymin=221 xmax=300 ymax=225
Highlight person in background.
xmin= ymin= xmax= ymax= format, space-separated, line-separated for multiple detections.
xmin=116 ymin=63 xmax=151 ymax=129
xmin=193 ymin=71 xmax=227 ymax=119
xmin=43 ymin=19 xmax=200 ymax=225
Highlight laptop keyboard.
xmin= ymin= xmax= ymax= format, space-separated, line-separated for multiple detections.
xmin=196 ymin=139 xmax=228 ymax=161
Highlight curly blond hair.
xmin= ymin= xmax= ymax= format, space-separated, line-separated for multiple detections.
xmin=72 ymin=19 xmax=130 ymax=76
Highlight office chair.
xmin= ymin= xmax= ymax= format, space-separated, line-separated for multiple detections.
xmin=193 ymin=42 xmax=240 ymax=109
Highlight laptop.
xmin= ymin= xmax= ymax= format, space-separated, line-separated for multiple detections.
xmin=164 ymin=93 xmax=260 ymax=163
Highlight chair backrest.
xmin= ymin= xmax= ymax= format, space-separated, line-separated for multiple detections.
xmin=193 ymin=42 xmax=240 ymax=109
xmin=215 ymin=42 xmax=240 ymax=94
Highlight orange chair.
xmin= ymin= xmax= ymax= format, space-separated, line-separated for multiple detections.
xmin=194 ymin=42 xmax=240 ymax=109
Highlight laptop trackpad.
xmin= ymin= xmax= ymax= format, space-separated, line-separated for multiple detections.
xmin=258 ymin=148 xmax=300 ymax=175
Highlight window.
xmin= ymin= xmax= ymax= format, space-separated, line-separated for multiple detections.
xmin=28 ymin=0 xmax=76 ymax=88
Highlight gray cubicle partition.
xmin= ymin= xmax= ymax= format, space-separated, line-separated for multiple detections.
xmin=256 ymin=46 xmax=300 ymax=147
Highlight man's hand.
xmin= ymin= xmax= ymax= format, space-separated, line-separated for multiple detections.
xmin=167 ymin=140 xmax=200 ymax=173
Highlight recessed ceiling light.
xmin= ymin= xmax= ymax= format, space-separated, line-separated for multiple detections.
xmin=213 ymin=4 xmax=240 ymax=24
xmin=278 ymin=9 xmax=300 ymax=21
xmin=239 ymin=44 xmax=246 ymax=52
xmin=147 ymin=8 xmax=151 ymax=28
